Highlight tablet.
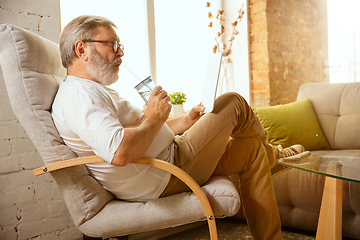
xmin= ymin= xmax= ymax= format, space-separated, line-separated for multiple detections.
xmin=201 ymin=53 xmax=222 ymax=113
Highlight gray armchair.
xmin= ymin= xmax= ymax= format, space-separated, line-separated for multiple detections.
xmin=0 ymin=24 xmax=241 ymax=239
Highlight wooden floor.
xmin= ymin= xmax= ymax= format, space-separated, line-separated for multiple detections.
xmin=86 ymin=218 xmax=358 ymax=240
xmin=161 ymin=218 xmax=317 ymax=240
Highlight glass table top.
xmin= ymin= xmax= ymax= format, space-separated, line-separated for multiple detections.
xmin=277 ymin=155 xmax=360 ymax=183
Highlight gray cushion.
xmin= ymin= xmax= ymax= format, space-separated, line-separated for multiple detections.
xmin=0 ymin=24 xmax=69 ymax=164
xmin=78 ymin=176 xmax=241 ymax=238
xmin=0 ymin=23 xmax=241 ymax=238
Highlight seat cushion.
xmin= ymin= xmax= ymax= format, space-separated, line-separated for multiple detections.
xmin=78 ymin=175 xmax=241 ymax=238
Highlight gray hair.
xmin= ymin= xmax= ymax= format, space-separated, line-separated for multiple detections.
xmin=59 ymin=15 xmax=118 ymax=68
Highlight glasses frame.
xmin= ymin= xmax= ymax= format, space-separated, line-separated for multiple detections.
xmin=83 ymin=40 xmax=124 ymax=53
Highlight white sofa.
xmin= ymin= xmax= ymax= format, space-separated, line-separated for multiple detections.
xmin=272 ymin=82 xmax=360 ymax=239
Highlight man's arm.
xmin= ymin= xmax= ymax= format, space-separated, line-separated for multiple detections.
xmin=111 ymin=86 xmax=171 ymax=166
xmin=166 ymin=103 xmax=205 ymax=135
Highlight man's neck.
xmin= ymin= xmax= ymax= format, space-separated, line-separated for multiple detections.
xmin=67 ymin=65 xmax=99 ymax=84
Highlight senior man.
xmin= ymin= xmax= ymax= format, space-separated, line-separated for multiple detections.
xmin=52 ymin=15 xmax=307 ymax=240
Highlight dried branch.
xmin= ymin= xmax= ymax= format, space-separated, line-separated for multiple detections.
xmin=206 ymin=2 xmax=245 ymax=62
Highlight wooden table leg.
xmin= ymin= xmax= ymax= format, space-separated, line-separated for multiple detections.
xmin=316 ymin=162 xmax=343 ymax=240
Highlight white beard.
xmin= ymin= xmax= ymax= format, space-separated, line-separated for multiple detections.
xmin=87 ymin=47 xmax=121 ymax=86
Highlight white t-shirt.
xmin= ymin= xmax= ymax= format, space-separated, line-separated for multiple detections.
xmin=52 ymin=76 xmax=175 ymax=202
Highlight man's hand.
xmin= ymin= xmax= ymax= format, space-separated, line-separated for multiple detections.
xmin=187 ymin=103 xmax=205 ymax=125
xmin=112 ymin=86 xmax=171 ymax=166
xmin=144 ymin=86 xmax=172 ymax=123
xmin=166 ymin=103 xmax=205 ymax=135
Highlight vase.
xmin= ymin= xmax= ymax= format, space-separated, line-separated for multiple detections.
xmin=217 ymin=58 xmax=236 ymax=97
xmin=172 ymin=104 xmax=184 ymax=117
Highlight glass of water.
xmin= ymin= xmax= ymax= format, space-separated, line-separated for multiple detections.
xmin=134 ymin=76 xmax=155 ymax=104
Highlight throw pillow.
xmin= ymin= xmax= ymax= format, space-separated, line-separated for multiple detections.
xmin=253 ymin=97 xmax=331 ymax=151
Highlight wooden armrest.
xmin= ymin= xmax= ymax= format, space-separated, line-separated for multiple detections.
xmin=33 ymin=155 xmax=104 ymax=176
xmin=33 ymin=156 xmax=218 ymax=240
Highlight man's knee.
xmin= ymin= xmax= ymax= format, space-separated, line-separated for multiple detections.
xmin=218 ymin=92 xmax=246 ymax=103
xmin=213 ymin=92 xmax=249 ymax=114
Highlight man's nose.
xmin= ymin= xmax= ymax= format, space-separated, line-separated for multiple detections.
xmin=117 ymin=49 xmax=124 ymax=57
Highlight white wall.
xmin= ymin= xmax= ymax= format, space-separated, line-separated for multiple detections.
xmin=0 ymin=1 xmax=83 ymax=239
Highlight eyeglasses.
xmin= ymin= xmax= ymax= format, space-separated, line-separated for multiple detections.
xmin=83 ymin=40 xmax=124 ymax=53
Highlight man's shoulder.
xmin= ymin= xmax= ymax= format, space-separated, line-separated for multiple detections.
xmin=60 ymin=76 xmax=100 ymax=91
xmin=58 ymin=76 xmax=112 ymax=100
xmin=52 ymin=77 xmax=116 ymax=124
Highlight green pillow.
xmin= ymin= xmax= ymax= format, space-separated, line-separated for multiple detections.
xmin=253 ymin=97 xmax=331 ymax=151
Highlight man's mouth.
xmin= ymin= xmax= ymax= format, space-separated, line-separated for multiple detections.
xmin=114 ymin=58 xmax=122 ymax=69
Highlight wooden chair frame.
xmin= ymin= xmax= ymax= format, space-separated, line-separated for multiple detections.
xmin=34 ymin=156 xmax=218 ymax=240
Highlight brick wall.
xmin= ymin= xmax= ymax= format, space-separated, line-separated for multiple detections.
xmin=0 ymin=1 xmax=83 ymax=239
xmin=249 ymin=0 xmax=327 ymax=107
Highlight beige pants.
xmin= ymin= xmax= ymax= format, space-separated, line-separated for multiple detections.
xmin=161 ymin=92 xmax=282 ymax=240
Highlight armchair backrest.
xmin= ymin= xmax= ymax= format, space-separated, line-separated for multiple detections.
xmin=0 ymin=24 xmax=114 ymax=227
xmin=0 ymin=24 xmax=70 ymax=163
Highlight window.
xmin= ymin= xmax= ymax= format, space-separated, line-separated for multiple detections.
xmin=154 ymin=0 xmax=216 ymax=109
xmin=60 ymin=0 xmax=249 ymax=109
xmin=60 ymin=0 xmax=150 ymax=107
xmin=327 ymin=0 xmax=360 ymax=83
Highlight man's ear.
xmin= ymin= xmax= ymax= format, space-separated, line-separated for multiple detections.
xmin=74 ymin=40 xmax=89 ymax=61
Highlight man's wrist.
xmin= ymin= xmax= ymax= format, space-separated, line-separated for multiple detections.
xmin=143 ymin=115 xmax=165 ymax=129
